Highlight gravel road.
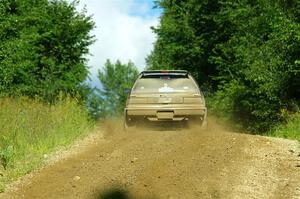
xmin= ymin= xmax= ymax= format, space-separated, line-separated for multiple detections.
xmin=1 ymin=119 xmax=300 ymax=199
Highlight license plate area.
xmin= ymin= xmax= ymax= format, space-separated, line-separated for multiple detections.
xmin=158 ymin=97 xmax=172 ymax=103
xmin=156 ymin=111 xmax=174 ymax=119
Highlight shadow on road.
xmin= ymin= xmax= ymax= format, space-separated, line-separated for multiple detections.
xmin=95 ymin=187 xmax=130 ymax=199
xmin=93 ymin=186 xmax=159 ymax=199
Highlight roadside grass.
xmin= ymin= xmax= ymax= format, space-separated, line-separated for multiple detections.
xmin=269 ymin=112 xmax=300 ymax=143
xmin=0 ymin=97 xmax=94 ymax=192
xmin=206 ymin=93 xmax=300 ymax=142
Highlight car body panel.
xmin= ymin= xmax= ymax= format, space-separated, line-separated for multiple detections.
xmin=124 ymin=70 xmax=207 ymax=127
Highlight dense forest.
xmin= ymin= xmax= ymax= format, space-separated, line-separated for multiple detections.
xmin=148 ymin=0 xmax=300 ymax=132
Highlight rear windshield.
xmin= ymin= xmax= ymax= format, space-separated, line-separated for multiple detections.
xmin=132 ymin=77 xmax=199 ymax=93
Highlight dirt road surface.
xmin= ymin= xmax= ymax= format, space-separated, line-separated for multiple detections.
xmin=1 ymin=120 xmax=300 ymax=199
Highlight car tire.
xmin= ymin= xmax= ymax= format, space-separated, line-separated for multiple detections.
xmin=124 ymin=114 xmax=135 ymax=131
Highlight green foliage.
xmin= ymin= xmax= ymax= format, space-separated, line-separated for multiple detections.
xmin=271 ymin=112 xmax=300 ymax=142
xmin=0 ymin=96 xmax=93 ymax=191
xmin=96 ymin=60 xmax=139 ymax=118
xmin=147 ymin=0 xmax=221 ymax=85
xmin=0 ymin=0 xmax=96 ymax=191
xmin=87 ymin=88 xmax=104 ymax=120
xmin=0 ymin=145 xmax=14 ymax=170
xmin=0 ymin=0 xmax=95 ymax=101
xmin=149 ymin=0 xmax=300 ymax=132
xmin=211 ymin=0 xmax=300 ymax=131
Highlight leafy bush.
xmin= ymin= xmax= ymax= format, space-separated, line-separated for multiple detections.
xmin=0 ymin=0 xmax=95 ymax=101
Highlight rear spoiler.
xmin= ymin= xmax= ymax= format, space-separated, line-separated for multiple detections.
xmin=140 ymin=70 xmax=189 ymax=78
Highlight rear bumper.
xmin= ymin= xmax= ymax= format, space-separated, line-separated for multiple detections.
xmin=125 ymin=104 xmax=207 ymax=122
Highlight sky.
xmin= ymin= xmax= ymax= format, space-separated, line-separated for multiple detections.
xmin=76 ymin=0 xmax=162 ymax=87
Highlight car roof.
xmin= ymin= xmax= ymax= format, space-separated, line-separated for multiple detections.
xmin=140 ymin=70 xmax=189 ymax=78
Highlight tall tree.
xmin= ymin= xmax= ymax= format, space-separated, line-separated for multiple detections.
xmin=147 ymin=0 xmax=223 ymax=88
xmin=96 ymin=60 xmax=139 ymax=117
xmin=0 ymin=0 xmax=95 ymax=101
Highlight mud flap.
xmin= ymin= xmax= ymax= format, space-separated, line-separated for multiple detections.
xmin=201 ymin=120 xmax=208 ymax=130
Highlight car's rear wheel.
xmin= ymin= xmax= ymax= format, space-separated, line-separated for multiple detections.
xmin=124 ymin=114 xmax=136 ymax=131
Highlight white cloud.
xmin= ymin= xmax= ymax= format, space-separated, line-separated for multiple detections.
xmin=77 ymin=0 xmax=159 ymax=87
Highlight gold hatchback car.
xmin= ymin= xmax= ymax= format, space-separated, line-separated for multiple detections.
xmin=124 ymin=70 xmax=207 ymax=129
